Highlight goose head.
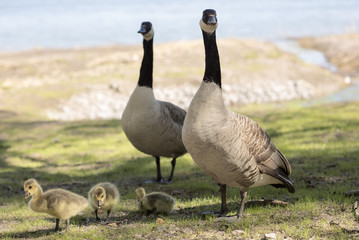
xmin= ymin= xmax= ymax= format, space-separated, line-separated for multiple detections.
xmin=93 ymin=187 xmax=106 ymax=208
xmin=200 ymin=9 xmax=218 ymax=34
xmin=24 ymin=178 xmax=40 ymax=199
xmin=138 ymin=21 xmax=154 ymax=41
xmin=135 ymin=187 xmax=146 ymax=201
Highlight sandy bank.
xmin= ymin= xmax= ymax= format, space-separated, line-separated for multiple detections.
xmin=0 ymin=38 xmax=344 ymax=120
xmin=299 ymin=33 xmax=359 ymax=77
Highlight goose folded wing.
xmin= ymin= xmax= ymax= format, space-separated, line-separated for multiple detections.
xmin=158 ymin=101 xmax=186 ymax=125
xmin=239 ymin=115 xmax=294 ymax=193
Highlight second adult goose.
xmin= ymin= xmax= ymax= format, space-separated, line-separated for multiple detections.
xmin=182 ymin=9 xmax=295 ymax=220
xmin=122 ymin=22 xmax=187 ymax=183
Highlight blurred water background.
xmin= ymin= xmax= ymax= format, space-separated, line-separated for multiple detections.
xmin=0 ymin=0 xmax=358 ymax=52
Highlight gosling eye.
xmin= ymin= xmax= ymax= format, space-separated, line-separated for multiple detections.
xmin=101 ymin=195 xmax=104 ymax=198
xmin=29 ymin=186 xmax=32 ymax=189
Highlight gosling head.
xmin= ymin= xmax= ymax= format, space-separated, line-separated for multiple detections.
xmin=93 ymin=187 xmax=106 ymax=208
xmin=24 ymin=178 xmax=39 ymax=199
xmin=138 ymin=21 xmax=154 ymax=41
xmin=200 ymin=9 xmax=218 ymax=34
xmin=135 ymin=187 xmax=146 ymax=201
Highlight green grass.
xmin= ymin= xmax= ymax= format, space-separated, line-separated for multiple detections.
xmin=0 ymin=101 xmax=359 ymax=239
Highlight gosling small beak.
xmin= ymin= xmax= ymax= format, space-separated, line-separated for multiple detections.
xmin=207 ymin=15 xmax=217 ymax=25
xmin=98 ymin=200 xmax=102 ymax=208
xmin=24 ymin=191 xmax=30 ymax=199
xmin=138 ymin=26 xmax=147 ymax=34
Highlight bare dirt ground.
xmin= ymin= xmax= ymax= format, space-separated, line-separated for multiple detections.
xmin=0 ymin=38 xmax=344 ymax=120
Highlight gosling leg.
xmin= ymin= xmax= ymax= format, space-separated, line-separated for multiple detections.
xmin=54 ymin=218 xmax=60 ymax=232
xmin=105 ymin=210 xmax=111 ymax=222
xmin=95 ymin=209 xmax=101 ymax=222
xmin=65 ymin=219 xmax=70 ymax=232
xmin=167 ymin=157 xmax=177 ymax=182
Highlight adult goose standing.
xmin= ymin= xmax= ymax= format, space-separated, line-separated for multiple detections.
xmin=122 ymin=22 xmax=187 ymax=183
xmin=182 ymin=9 xmax=295 ymax=220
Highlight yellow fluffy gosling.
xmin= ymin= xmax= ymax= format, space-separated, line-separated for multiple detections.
xmin=88 ymin=182 xmax=120 ymax=222
xmin=24 ymin=178 xmax=88 ymax=232
xmin=135 ymin=187 xmax=175 ymax=215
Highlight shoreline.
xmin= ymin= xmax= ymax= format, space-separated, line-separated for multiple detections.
xmin=0 ymin=36 xmax=351 ymax=120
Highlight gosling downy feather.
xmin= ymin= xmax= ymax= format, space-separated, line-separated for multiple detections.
xmin=88 ymin=182 xmax=120 ymax=221
xmin=135 ymin=187 xmax=175 ymax=215
xmin=182 ymin=9 xmax=295 ymax=219
xmin=122 ymin=21 xmax=187 ymax=183
xmin=24 ymin=178 xmax=88 ymax=232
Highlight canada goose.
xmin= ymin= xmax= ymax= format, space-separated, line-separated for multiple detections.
xmin=122 ymin=21 xmax=187 ymax=183
xmin=88 ymin=182 xmax=120 ymax=222
xmin=182 ymin=9 xmax=295 ymax=220
xmin=135 ymin=187 xmax=175 ymax=215
xmin=23 ymin=178 xmax=88 ymax=232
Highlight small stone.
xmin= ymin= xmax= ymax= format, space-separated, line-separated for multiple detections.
xmin=232 ymin=230 xmax=245 ymax=236
xmin=264 ymin=233 xmax=277 ymax=240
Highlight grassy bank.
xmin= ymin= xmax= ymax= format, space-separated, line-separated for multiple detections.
xmin=1 ymin=100 xmax=358 ymax=239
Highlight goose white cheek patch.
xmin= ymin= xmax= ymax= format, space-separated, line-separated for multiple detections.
xmin=200 ymin=19 xmax=217 ymax=34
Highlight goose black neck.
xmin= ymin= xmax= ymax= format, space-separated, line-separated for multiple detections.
xmin=202 ymin=30 xmax=221 ymax=88
xmin=138 ymin=38 xmax=153 ymax=88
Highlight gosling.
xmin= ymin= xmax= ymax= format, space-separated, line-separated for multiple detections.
xmin=88 ymin=182 xmax=120 ymax=222
xmin=24 ymin=178 xmax=88 ymax=232
xmin=135 ymin=187 xmax=175 ymax=215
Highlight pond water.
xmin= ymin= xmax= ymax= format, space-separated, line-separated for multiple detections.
xmin=0 ymin=0 xmax=358 ymax=52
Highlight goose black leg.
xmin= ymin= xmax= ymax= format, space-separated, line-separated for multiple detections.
xmin=236 ymin=190 xmax=247 ymax=218
xmin=167 ymin=157 xmax=177 ymax=182
xmin=65 ymin=219 xmax=70 ymax=232
xmin=145 ymin=156 xmax=163 ymax=183
xmin=201 ymin=183 xmax=228 ymax=217
xmin=216 ymin=188 xmax=247 ymax=222
xmin=155 ymin=156 xmax=163 ymax=182
xmin=54 ymin=218 xmax=60 ymax=232
xmin=219 ymin=184 xmax=229 ymax=214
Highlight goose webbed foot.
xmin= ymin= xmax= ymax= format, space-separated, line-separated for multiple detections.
xmin=201 ymin=209 xmax=228 ymax=218
xmin=144 ymin=177 xmax=166 ymax=184
xmin=216 ymin=215 xmax=241 ymax=222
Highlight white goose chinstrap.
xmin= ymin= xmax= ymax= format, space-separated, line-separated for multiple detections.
xmin=182 ymin=9 xmax=295 ymax=219
xmin=122 ymin=22 xmax=187 ymax=183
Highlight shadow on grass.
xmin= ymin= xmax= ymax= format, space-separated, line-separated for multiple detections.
xmin=1 ymin=229 xmax=55 ymax=239
xmin=0 ymin=216 xmax=89 ymax=239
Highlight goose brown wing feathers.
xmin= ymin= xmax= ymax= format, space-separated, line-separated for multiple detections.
xmin=238 ymin=114 xmax=294 ymax=193
xmin=158 ymin=101 xmax=186 ymax=125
